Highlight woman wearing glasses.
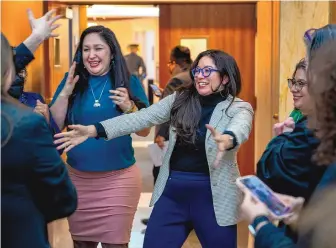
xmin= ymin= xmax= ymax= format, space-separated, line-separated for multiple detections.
xmin=241 ymin=24 xmax=336 ymax=248
xmin=256 ymin=58 xmax=326 ymax=242
xmin=54 ymin=49 xmax=254 ymax=248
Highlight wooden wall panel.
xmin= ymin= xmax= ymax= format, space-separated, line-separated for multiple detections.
xmin=47 ymin=2 xmax=71 ymax=100
xmin=1 ymin=1 xmax=45 ymax=94
xmin=330 ymin=1 xmax=336 ymax=24
xmin=159 ymin=3 xmax=256 ymax=176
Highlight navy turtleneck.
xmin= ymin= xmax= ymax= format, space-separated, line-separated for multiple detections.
xmin=169 ymin=92 xmax=226 ymax=174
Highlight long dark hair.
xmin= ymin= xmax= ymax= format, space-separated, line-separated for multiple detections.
xmin=69 ymin=25 xmax=146 ymax=113
xmin=170 ymin=49 xmax=242 ymax=144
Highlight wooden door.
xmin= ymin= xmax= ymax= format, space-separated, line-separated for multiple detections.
xmin=46 ymin=2 xmax=71 ymax=102
xmin=159 ymin=3 xmax=256 ymax=176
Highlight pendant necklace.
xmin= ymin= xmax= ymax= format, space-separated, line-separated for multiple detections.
xmin=89 ymin=78 xmax=108 ymax=107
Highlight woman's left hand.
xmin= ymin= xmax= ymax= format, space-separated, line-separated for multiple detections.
xmin=206 ymin=124 xmax=233 ymax=167
xmin=240 ymin=188 xmax=270 ymax=224
xmin=109 ymin=88 xmax=133 ymax=112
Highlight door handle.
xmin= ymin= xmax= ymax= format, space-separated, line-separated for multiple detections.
xmin=273 ymin=113 xmax=279 ymax=120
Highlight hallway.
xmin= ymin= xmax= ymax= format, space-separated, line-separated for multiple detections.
xmin=48 ymin=129 xmax=249 ymax=248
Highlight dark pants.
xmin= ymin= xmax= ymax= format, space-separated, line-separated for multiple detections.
xmin=144 ymin=171 xmax=237 ymax=248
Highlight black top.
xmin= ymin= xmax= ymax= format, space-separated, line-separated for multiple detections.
xmin=170 ymin=92 xmax=229 ymax=174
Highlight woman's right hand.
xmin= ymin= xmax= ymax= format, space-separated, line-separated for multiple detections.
xmin=275 ymin=193 xmax=305 ymax=226
xmin=60 ymin=62 xmax=79 ymax=97
xmin=54 ymin=124 xmax=97 ymax=152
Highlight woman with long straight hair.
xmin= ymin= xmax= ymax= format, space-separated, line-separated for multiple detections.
xmin=55 ymin=49 xmax=254 ymax=248
xmin=49 ymin=25 xmax=150 ymax=248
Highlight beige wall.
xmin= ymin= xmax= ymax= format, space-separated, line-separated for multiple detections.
xmin=92 ymin=18 xmax=159 ymax=68
xmin=278 ymin=1 xmax=330 ymax=121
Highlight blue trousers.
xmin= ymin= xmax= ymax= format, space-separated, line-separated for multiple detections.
xmin=144 ymin=171 xmax=237 ymax=248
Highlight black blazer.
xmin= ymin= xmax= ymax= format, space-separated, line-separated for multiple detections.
xmin=1 ymin=101 xmax=77 ymax=248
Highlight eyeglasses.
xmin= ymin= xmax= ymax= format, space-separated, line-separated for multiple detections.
xmin=191 ymin=66 xmax=219 ymax=78
xmin=288 ymin=78 xmax=307 ymax=91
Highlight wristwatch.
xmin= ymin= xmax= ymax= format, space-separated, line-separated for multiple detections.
xmin=248 ymin=215 xmax=270 ymax=237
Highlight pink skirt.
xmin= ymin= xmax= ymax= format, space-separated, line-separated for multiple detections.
xmin=67 ymin=165 xmax=141 ymax=244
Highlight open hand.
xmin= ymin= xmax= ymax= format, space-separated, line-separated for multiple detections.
xmin=54 ymin=124 xmax=97 ymax=152
xmin=27 ymin=9 xmax=61 ymax=40
xmin=206 ymin=124 xmax=233 ymax=168
xmin=109 ymin=88 xmax=133 ymax=112
xmin=34 ymin=99 xmax=50 ymax=123
xmin=61 ymin=62 xmax=79 ymax=97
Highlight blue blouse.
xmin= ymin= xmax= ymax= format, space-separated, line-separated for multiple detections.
xmin=51 ymin=73 xmax=149 ymax=172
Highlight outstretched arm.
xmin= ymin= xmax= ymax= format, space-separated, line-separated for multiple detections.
xmin=54 ymin=93 xmax=176 ymax=152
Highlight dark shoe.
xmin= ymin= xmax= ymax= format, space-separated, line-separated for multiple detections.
xmin=141 ymin=218 xmax=149 ymax=225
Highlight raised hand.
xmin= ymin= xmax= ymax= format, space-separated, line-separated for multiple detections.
xmin=27 ymin=9 xmax=61 ymax=40
xmin=206 ymin=124 xmax=233 ymax=168
xmin=54 ymin=125 xmax=97 ymax=152
xmin=109 ymin=87 xmax=133 ymax=112
xmin=60 ymin=62 xmax=80 ymax=97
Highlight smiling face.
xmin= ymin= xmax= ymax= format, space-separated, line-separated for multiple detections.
xmin=82 ymin=32 xmax=112 ymax=76
xmin=193 ymin=56 xmax=228 ymax=96
xmin=290 ymin=68 xmax=310 ymax=113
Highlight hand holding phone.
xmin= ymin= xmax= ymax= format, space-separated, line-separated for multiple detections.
xmin=236 ymin=175 xmax=293 ymax=219
xmin=149 ymin=84 xmax=162 ymax=97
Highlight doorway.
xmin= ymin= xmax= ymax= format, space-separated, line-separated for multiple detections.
xmin=159 ymin=3 xmax=256 ymax=176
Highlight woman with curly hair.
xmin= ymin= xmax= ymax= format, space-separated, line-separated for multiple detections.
xmin=240 ymin=24 xmax=336 ymax=248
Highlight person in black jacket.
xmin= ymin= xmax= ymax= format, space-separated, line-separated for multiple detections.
xmin=1 ymin=25 xmax=77 ymax=248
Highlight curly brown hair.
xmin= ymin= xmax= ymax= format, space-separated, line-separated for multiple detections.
xmin=308 ymin=40 xmax=336 ymax=165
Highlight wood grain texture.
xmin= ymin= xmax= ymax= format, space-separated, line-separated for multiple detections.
xmin=159 ymin=3 xmax=256 ymax=176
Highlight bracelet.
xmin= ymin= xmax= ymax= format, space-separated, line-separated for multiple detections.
xmin=124 ymin=101 xmax=138 ymax=114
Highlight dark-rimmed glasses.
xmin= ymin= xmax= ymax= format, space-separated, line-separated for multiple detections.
xmin=191 ymin=67 xmax=219 ymax=78
xmin=288 ymin=78 xmax=307 ymax=91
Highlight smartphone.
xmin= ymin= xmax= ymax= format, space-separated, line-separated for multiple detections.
xmin=149 ymin=84 xmax=162 ymax=97
xmin=236 ymin=175 xmax=292 ymax=218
